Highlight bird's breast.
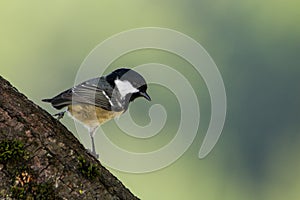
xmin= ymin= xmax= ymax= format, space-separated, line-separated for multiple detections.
xmin=67 ymin=104 xmax=123 ymax=128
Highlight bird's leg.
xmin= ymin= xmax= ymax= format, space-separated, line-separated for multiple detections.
xmin=88 ymin=127 xmax=99 ymax=159
xmin=53 ymin=111 xmax=66 ymax=120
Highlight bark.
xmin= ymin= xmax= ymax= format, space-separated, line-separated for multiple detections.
xmin=0 ymin=76 xmax=139 ymax=200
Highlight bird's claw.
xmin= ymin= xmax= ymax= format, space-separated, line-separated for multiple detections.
xmin=87 ymin=148 xmax=99 ymax=159
xmin=53 ymin=111 xmax=66 ymax=120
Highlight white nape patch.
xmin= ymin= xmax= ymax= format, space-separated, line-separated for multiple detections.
xmin=114 ymin=79 xmax=139 ymax=98
xmin=102 ymin=91 xmax=113 ymax=106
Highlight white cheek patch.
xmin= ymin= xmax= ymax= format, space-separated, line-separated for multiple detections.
xmin=114 ymin=79 xmax=139 ymax=98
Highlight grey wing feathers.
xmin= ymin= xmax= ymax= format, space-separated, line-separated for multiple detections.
xmin=42 ymin=77 xmax=114 ymax=110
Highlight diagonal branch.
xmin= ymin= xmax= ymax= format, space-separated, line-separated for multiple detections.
xmin=0 ymin=76 xmax=139 ymax=200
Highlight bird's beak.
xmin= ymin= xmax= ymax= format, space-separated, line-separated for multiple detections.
xmin=140 ymin=92 xmax=151 ymax=101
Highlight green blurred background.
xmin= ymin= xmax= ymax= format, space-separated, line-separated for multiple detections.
xmin=1 ymin=1 xmax=300 ymax=199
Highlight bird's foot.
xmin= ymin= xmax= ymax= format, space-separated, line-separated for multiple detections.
xmin=87 ymin=148 xmax=99 ymax=159
xmin=53 ymin=111 xmax=66 ymax=120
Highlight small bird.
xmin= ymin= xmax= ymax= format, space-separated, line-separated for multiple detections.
xmin=42 ymin=68 xmax=151 ymax=158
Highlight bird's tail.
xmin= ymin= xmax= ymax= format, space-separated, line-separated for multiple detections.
xmin=42 ymin=97 xmax=71 ymax=110
xmin=42 ymin=98 xmax=53 ymax=103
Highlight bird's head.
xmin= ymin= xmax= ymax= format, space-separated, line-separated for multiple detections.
xmin=106 ymin=68 xmax=151 ymax=102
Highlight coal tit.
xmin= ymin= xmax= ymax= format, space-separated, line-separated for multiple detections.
xmin=42 ymin=68 xmax=151 ymax=158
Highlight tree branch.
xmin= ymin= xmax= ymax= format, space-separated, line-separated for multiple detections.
xmin=0 ymin=76 xmax=139 ymax=200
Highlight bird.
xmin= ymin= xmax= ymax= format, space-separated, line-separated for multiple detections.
xmin=42 ymin=68 xmax=151 ymax=158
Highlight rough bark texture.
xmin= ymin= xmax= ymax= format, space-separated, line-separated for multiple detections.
xmin=0 ymin=76 xmax=139 ymax=200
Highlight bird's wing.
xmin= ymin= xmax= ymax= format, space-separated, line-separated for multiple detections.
xmin=46 ymin=77 xmax=116 ymax=110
